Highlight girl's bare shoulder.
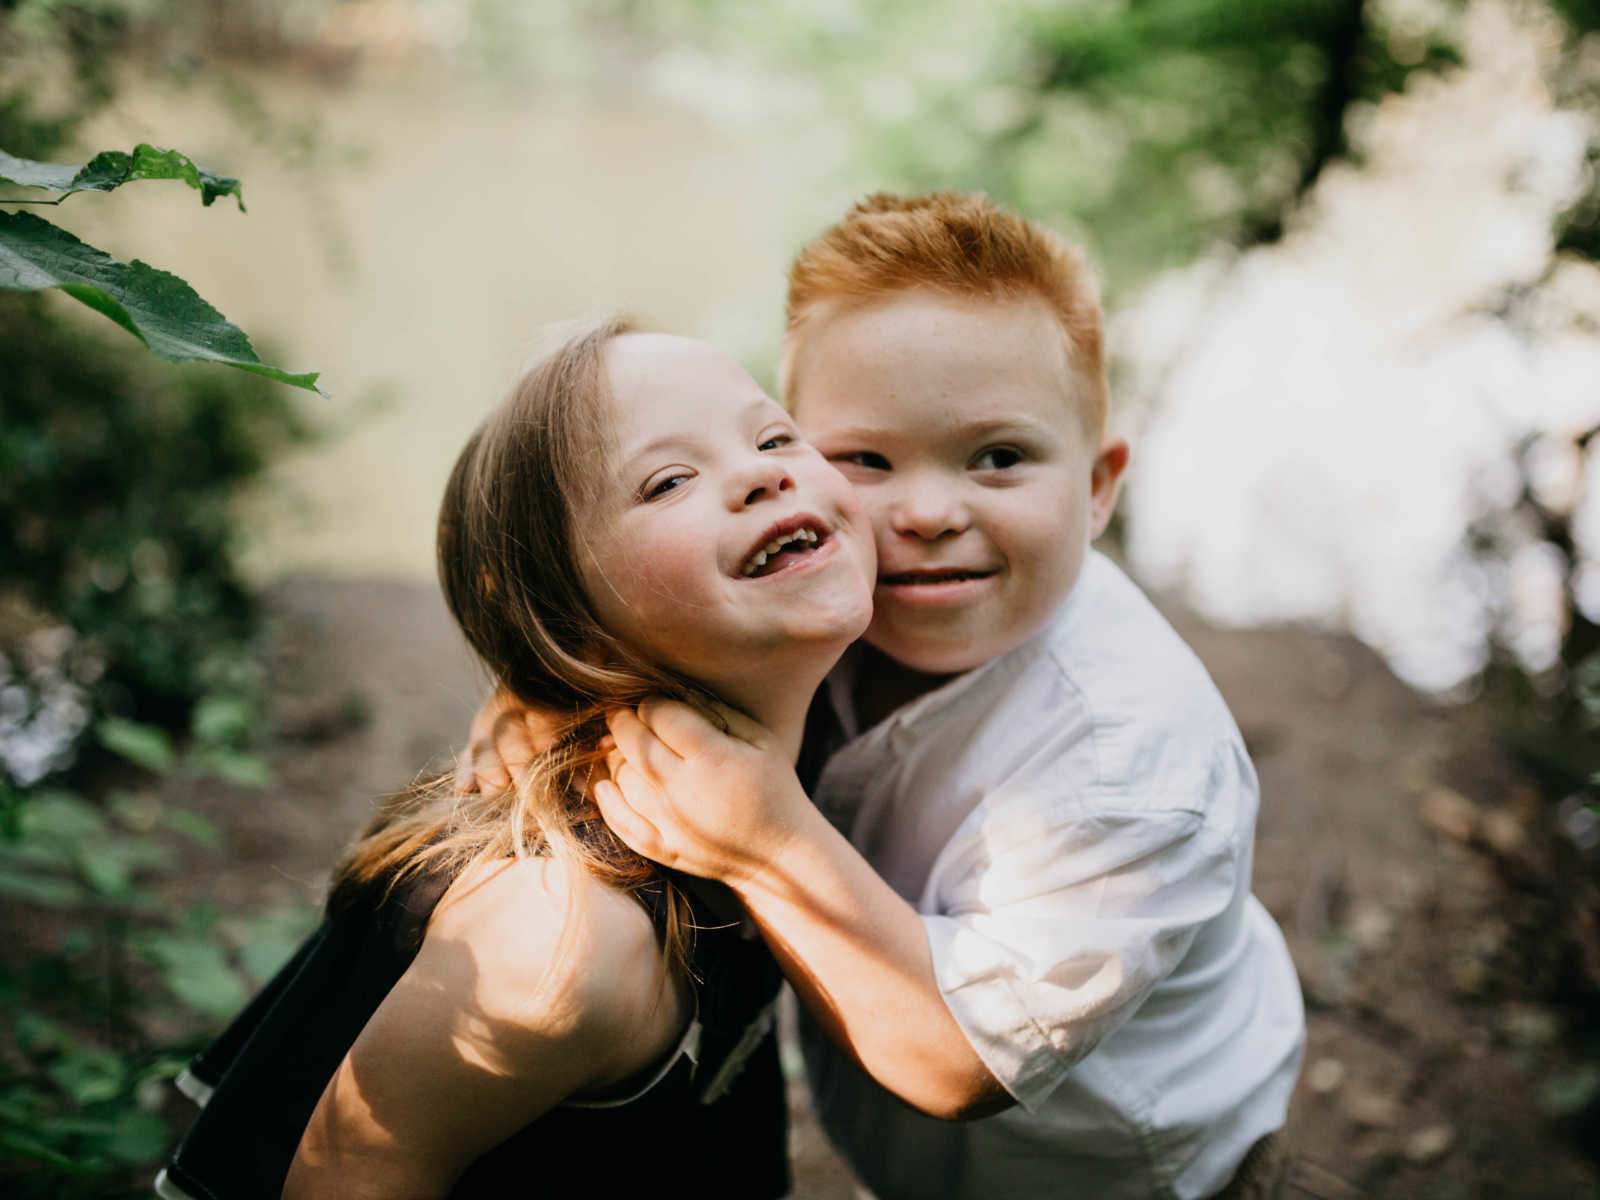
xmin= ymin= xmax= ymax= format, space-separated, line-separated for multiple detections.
xmin=422 ymin=856 xmax=688 ymax=1071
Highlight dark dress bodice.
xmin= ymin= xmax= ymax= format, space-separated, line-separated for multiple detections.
xmin=157 ymin=861 xmax=789 ymax=1199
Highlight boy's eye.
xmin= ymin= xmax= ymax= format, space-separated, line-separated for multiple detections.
xmin=833 ymin=450 xmax=892 ymax=471
xmin=972 ymin=446 xmax=1023 ymax=471
xmin=758 ymin=432 xmax=795 ymax=452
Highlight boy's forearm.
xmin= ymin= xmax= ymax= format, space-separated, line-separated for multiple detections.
xmin=732 ymin=811 xmax=1013 ymax=1121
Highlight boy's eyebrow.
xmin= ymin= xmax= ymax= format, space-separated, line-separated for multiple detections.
xmin=809 ymin=412 xmax=1057 ymax=444
xmin=957 ymin=413 xmax=1057 ymax=438
xmin=805 ymin=422 xmax=890 ymax=444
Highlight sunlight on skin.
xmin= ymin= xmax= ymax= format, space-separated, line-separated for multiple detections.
xmin=285 ymin=858 xmax=689 ymax=1198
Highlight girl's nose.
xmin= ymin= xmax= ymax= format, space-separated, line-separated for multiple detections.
xmin=890 ymin=475 xmax=969 ymax=540
xmin=728 ymin=456 xmax=796 ymax=509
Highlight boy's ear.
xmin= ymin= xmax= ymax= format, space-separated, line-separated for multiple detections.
xmin=1089 ymin=436 xmax=1129 ymax=538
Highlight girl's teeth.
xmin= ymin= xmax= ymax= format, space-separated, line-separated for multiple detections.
xmin=741 ymin=528 xmax=821 ymax=576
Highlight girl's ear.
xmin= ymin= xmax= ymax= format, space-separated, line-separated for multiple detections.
xmin=1089 ymin=436 xmax=1129 ymax=538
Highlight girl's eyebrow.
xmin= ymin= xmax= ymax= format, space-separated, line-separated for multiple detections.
xmin=617 ymin=396 xmax=781 ymax=469
xmin=619 ymin=432 xmax=696 ymax=469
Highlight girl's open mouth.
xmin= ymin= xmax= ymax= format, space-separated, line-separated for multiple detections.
xmin=739 ymin=519 xmax=832 ymax=578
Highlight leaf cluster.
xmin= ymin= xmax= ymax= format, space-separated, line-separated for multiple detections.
xmin=0 ymin=285 xmax=316 ymax=1184
xmin=0 ymin=143 xmax=323 ymax=391
xmin=0 ymin=754 xmax=316 ymax=1196
xmin=986 ymin=0 xmax=1463 ymax=284
xmin=1 ymin=293 xmax=308 ymax=729
xmin=0 ymin=98 xmax=321 ymax=1194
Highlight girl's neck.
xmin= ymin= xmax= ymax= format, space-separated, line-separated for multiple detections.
xmin=720 ymin=646 xmax=843 ymax=762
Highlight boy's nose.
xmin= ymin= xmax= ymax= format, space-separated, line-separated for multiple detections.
xmin=727 ymin=457 xmax=796 ymax=508
xmin=890 ymin=477 xmax=969 ymax=539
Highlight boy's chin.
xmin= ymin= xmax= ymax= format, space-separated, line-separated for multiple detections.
xmin=860 ymin=632 xmax=1000 ymax=680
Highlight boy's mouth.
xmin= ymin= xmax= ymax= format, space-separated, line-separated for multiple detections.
xmin=878 ymin=568 xmax=996 ymax=586
xmin=738 ymin=517 xmax=831 ymax=578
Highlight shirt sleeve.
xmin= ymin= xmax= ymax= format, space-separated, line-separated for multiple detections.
xmin=919 ymin=736 xmax=1248 ymax=1113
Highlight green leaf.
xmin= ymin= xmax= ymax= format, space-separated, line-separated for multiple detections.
xmin=0 ymin=866 xmax=86 ymax=908
xmin=186 ymin=746 xmax=272 ymax=789
xmin=134 ymin=931 xmax=246 ymax=1018
xmin=0 ymin=211 xmax=324 ymax=394
xmin=165 ymin=808 xmax=222 ymax=849
xmin=20 ymin=791 xmax=107 ymax=842
xmin=0 ymin=778 xmax=21 ymax=842
xmin=226 ymin=905 xmax=319 ymax=984
xmin=95 ymin=717 xmax=175 ymax=773
xmin=190 ymin=694 xmax=254 ymax=746
xmin=47 ymin=1045 xmax=126 ymax=1106
xmin=99 ymin=1105 xmax=172 ymax=1165
xmin=14 ymin=1010 xmax=69 ymax=1054
xmin=0 ymin=1123 xmax=77 ymax=1168
xmin=0 ymin=832 xmax=77 ymax=872
xmin=1539 ymin=1063 xmax=1600 ymax=1117
xmin=0 ymin=143 xmax=244 ymax=208
xmin=75 ymin=838 xmax=172 ymax=897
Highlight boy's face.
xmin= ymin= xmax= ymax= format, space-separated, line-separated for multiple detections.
xmin=790 ymin=290 xmax=1127 ymax=676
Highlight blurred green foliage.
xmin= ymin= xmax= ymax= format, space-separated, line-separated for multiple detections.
xmin=0 ymin=3 xmax=319 ymax=1190
xmin=0 ymin=763 xmax=316 ymax=1197
xmin=0 ymin=0 xmax=1594 ymax=1186
xmin=0 ymin=290 xmax=314 ymax=1188
xmin=1 ymin=292 xmax=307 ymax=729
xmin=558 ymin=0 xmax=1472 ymax=290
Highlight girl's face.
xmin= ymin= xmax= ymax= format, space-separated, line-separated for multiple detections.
xmin=573 ymin=333 xmax=875 ymax=705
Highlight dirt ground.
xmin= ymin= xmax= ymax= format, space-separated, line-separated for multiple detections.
xmin=161 ymin=574 xmax=1599 ymax=1199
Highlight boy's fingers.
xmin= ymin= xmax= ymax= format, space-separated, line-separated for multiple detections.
xmin=606 ymin=707 xmax=680 ymax=783
xmin=452 ymin=749 xmax=480 ymax=795
xmin=637 ymin=696 xmax=758 ymax=755
xmin=704 ymin=697 xmax=765 ymax=745
xmin=517 ymin=706 xmax=563 ymax=757
xmin=491 ymin=709 xmax=537 ymax=767
xmin=595 ymin=776 xmax=666 ymax=862
xmin=469 ymin=739 xmax=511 ymax=792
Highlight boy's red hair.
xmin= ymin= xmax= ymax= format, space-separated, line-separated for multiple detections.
xmin=782 ymin=191 xmax=1109 ymax=434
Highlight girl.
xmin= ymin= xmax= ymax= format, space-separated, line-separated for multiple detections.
xmin=156 ymin=317 xmax=876 ymax=1199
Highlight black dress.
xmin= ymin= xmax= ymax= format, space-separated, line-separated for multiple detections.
xmin=155 ymin=861 xmax=790 ymax=1199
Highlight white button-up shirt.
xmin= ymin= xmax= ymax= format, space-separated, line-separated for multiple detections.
xmin=803 ymin=551 xmax=1304 ymax=1200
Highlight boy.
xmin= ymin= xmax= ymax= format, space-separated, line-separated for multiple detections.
xmin=470 ymin=193 xmax=1304 ymax=1198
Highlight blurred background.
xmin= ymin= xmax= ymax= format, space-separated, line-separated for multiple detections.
xmin=2 ymin=1 xmax=1597 ymax=1196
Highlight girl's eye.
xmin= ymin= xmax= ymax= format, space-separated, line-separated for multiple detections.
xmin=972 ymin=446 xmax=1023 ymax=471
xmin=834 ymin=450 xmax=891 ymax=471
xmin=758 ymin=432 xmax=795 ymax=452
xmin=643 ymin=473 xmax=689 ymax=500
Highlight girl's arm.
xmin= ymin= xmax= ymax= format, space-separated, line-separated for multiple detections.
xmin=284 ymin=858 xmax=688 ymax=1199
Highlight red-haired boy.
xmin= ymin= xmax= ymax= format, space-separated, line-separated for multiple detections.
xmin=481 ymin=194 xmax=1304 ymax=1199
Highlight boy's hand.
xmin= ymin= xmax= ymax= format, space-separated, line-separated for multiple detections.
xmin=595 ymin=697 xmax=813 ymax=887
xmin=453 ymin=686 xmax=560 ymax=794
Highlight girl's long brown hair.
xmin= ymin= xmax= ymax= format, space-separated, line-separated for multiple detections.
xmin=330 ymin=316 xmax=705 ymax=974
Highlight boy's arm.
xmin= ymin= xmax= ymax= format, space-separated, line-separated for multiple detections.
xmin=602 ymin=697 xmax=1248 ymax=1120
xmin=599 ymin=700 xmax=1013 ymax=1120
xmin=452 ymin=686 xmax=559 ymax=794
